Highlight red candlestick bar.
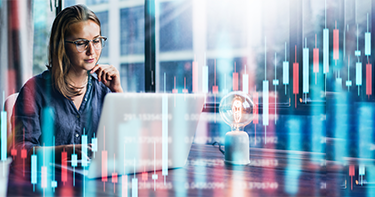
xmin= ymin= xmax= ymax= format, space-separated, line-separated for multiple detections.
xmin=333 ymin=21 xmax=339 ymax=60
xmin=253 ymin=90 xmax=259 ymax=145
xmin=253 ymin=91 xmax=259 ymax=124
xmin=313 ymin=48 xmax=319 ymax=72
xmin=293 ymin=45 xmax=299 ymax=95
xmin=367 ymin=64 xmax=372 ymax=96
xmin=61 ymin=151 xmax=67 ymax=184
xmin=21 ymin=149 xmax=27 ymax=159
xmin=349 ymin=165 xmax=355 ymax=190
xmin=293 ymin=45 xmax=299 ymax=108
xmin=212 ymin=86 xmax=218 ymax=94
xmin=182 ymin=77 xmax=188 ymax=93
xmin=142 ymin=172 xmax=148 ymax=181
xmin=172 ymin=76 xmax=178 ymax=93
xmin=233 ymin=62 xmax=238 ymax=91
xmin=233 ymin=73 xmax=238 ymax=91
xmin=112 ymin=172 xmax=118 ymax=193
xmin=212 ymin=60 xmax=218 ymax=94
xmin=314 ymin=34 xmax=319 ymax=73
xmin=102 ymin=150 xmax=108 ymax=182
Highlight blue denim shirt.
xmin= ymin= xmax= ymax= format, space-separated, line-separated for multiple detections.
xmin=13 ymin=70 xmax=111 ymax=152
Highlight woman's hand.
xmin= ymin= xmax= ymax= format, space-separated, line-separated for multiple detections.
xmin=90 ymin=64 xmax=123 ymax=93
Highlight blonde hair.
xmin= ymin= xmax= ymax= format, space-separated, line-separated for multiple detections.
xmin=47 ymin=4 xmax=101 ymax=99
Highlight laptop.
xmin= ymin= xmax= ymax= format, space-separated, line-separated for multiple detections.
xmin=85 ymin=93 xmax=205 ymax=179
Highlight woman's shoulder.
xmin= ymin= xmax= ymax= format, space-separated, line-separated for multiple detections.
xmin=20 ymin=70 xmax=52 ymax=94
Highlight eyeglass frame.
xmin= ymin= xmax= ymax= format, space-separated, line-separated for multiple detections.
xmin=65 ymin=36 xmax=107 ymax=53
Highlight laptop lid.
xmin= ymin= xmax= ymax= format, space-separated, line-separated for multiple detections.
xmin=87 ymin=93 xmax=205 ymax=179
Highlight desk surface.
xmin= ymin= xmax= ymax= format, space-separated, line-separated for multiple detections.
xmin=6 ymin=143 xmax=341 ymax=197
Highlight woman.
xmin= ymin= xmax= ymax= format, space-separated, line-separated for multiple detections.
xmin=12 ymin=5 xmax=122 ymax=163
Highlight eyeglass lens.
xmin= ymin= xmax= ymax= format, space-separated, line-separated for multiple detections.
xmin=76 ymin=38 xmax=105 ymax=52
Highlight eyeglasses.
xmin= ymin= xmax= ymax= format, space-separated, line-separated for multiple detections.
xmin=65 ymin=36 xmax=107 ymax=53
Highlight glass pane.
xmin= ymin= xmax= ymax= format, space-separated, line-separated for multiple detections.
xmin=159 ymin=1 xmax=192 ymax=52
xmin=120 ymin=6 xmax=144 ymax=55
xmin=95 ymin=11 xmax=109 ymax=58
xmin=33 ymin=0 xmax=55 ymax=75
xmin=90 ymin=1 xmax=145 ymax=93
xmin=121 ymin=63 xmax=145 ymax=92
xmin=86 ymin=0 xmax=108 ymax=5
xmin=159 ymin=61 xmax=192 ymax=92
xmin=64 ymin=0 xmax=76 ymax=7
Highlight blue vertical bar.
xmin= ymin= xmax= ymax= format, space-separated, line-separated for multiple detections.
xmin=242 ymin=74 xmax=248 ymax=94
xmin=92 ymin=136 xmax=97 ymax=158
xmin=263 ymin=81 xmax=269 ymax=126
xmin=222 ymin=75 xmax=228 ymax=95
xmin=71 ymin=154 xmax=77 ymax=167
xmin=82 ymin=134 xmax=88 ymax=167
xmin=283 ymin=61 xmax=289 ymax=85
xmin=323 ymin=28 xmax=329 ymax=73
xmin=365 ymin=32 xmax=371 ymax=56
xmin=162 ymin=94 xmax=168 ymax=177
xmin=202 ymin=66 xmax=208 ymax=93
xmin=358 ymin=104 xmax=373 ymax=160
xmin=1 ymin=111 xmax=6 ymax=161
xmin=356 ymin=62 xmax=362 ymax=86
xmin=132 ymin=178 xmax=138 ymax=197
xmin=359 ymin=165 xmax=365 ymax=176
xmin=303 ymin=47 xmax=309 ymax=93
xmin=31 ymin=154 xmax=37 ymax=184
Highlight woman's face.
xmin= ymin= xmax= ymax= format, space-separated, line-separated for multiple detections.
xmin=65 ymin=20 xmax=101 ymax=74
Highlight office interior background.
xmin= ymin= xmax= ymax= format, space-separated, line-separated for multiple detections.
xmin=1 ymin=0 xmax=375 ymax=196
